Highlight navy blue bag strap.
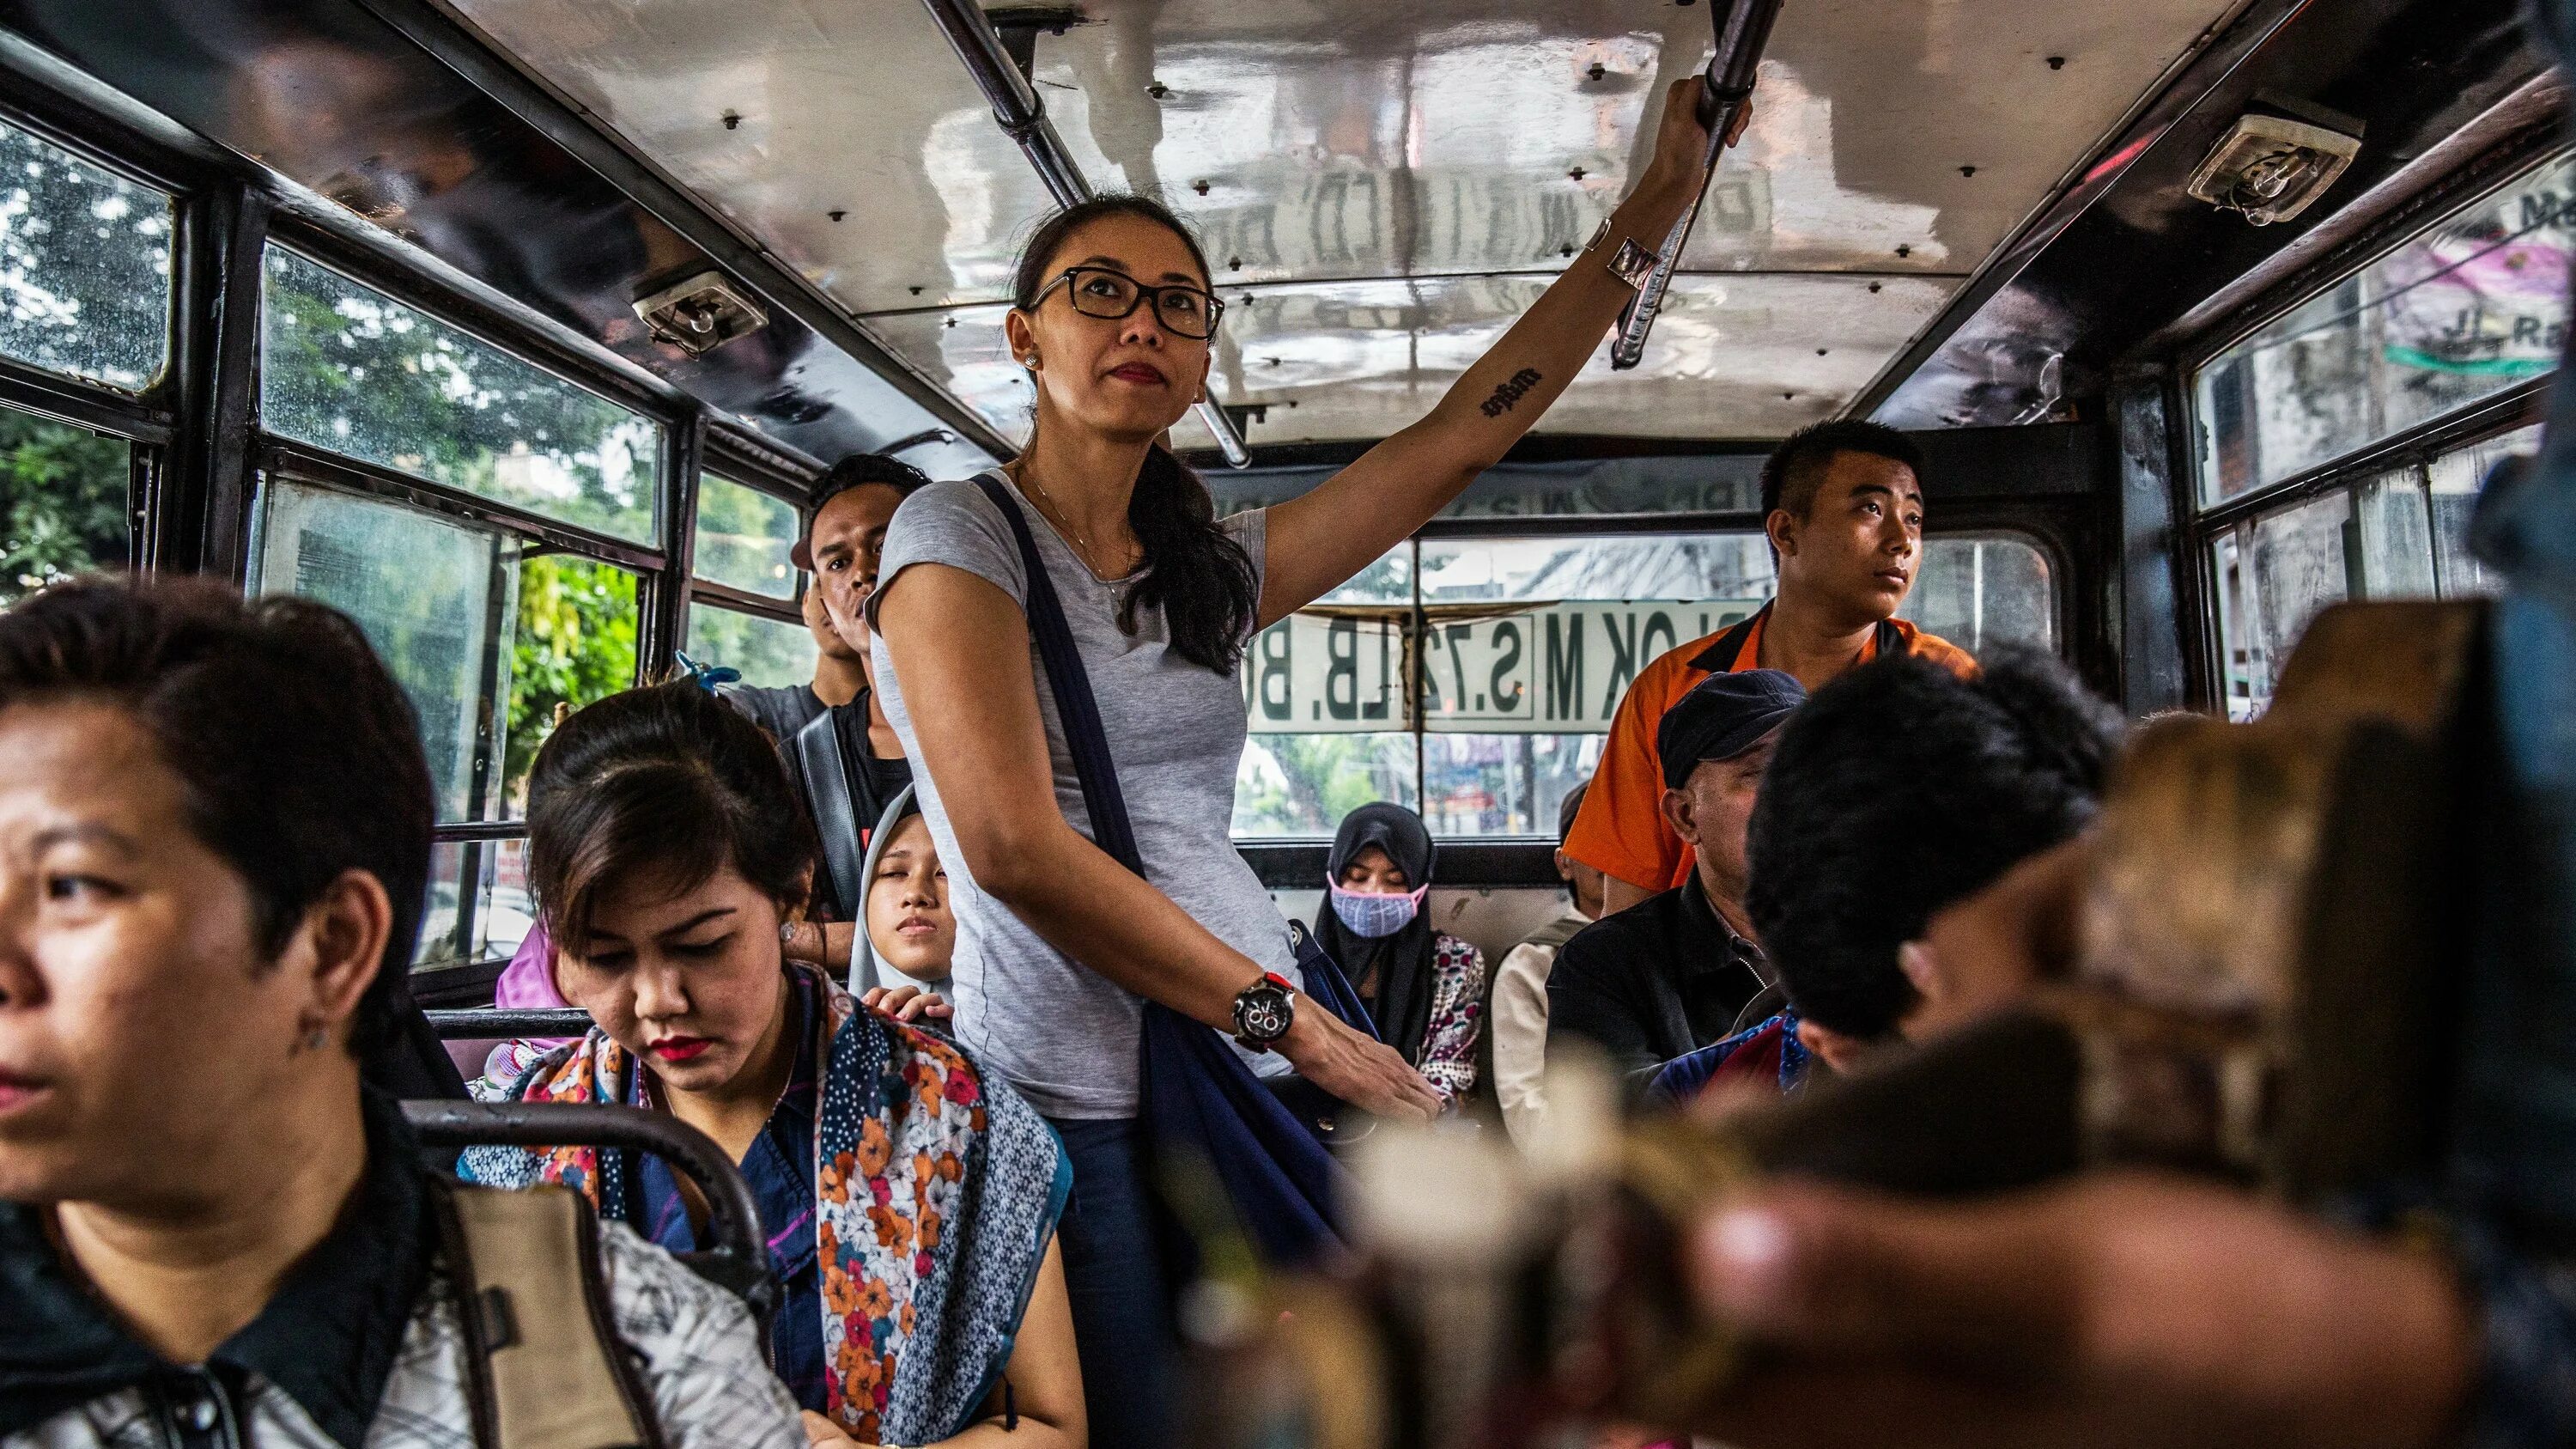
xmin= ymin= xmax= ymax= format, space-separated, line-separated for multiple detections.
xmin=969 ymin=473 xmax=1354 ymax=1265
xmin=969 ymin=474 xmax=1148 ymax=875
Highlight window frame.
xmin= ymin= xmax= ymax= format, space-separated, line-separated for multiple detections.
xmin=1233 ymin=511 xmax=2073 ymax=849
xmin=2178 ymin=138 xmax=2576 ymax=520
xmin=691 ymin=426 xmax=818 ymax=632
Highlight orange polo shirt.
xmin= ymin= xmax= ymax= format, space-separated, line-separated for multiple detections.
xmin=1564 ymin=606 xmax=1976 ymax=893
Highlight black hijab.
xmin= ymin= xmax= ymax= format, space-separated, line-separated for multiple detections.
xmin=1311 ymin=802 xmax=1439 ymax=1066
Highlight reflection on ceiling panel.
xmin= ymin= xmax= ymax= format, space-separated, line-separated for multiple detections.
xmin=444 ymin=0 xmax=2239 ymax=443
xmin=869 ymin=273 xmax=1953 ymax=444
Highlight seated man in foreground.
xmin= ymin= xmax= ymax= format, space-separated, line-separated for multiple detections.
xmin=0 ymin=576 xmax=801 ymax=1449
xmin=1653 ymin=648 xmax=2119 ymax=1102
xmin=1548 ymin=670 xmax=1802 ymax=1088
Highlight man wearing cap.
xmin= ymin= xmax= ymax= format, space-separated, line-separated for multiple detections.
xmin=1545 ymin=668 xmax=1805 ymax=1088
xmin=719 ymin=452 xmax=930 ymax=939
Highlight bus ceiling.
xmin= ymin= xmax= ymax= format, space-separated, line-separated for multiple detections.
xmin=0 ymin=0 xmax=2549 ymax=478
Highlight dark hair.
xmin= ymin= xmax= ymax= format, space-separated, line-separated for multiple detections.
xmin=1759 ymin=419 xmax=1929 ymax=521
xmin=1556 ymin=781 xmax=1589 ymax=846
xmin=527 ymin=679 xmax=819 ymax=947
xmin=811 ymin=452 xmax=932 ymax=527
xmin=1012 ymin=194 xmax=1259 ymax=673
xmin=0 ymin=575 xmax=434 ymax=1055
xmin=1746 ymin=648 xmax=2121 ymax=1040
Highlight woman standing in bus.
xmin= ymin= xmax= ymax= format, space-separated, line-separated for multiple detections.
xmin=870 ymin=79 xmax=1733 ymax=1443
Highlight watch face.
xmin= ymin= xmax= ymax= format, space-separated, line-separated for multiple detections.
xmin=1236 ymin=986 xmax=1292 ymax=1042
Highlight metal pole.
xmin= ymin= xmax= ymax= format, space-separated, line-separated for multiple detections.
xmin=916 ymin=0 xmax=1255 ymax=467
xmin=1609 ymin=0 xmax=1784 ymax=371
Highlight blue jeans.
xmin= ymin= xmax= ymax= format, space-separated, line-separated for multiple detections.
xmin=1048 ymin=1117 xmax=1177 ymax=1446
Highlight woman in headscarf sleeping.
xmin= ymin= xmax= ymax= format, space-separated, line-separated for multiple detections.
xmin=1309 ymin=802 xmax=1489 ymax=1110
xmin=461 ymin=680 xmax=1082 ymax=1449
xmin=853 ymin=786 xmax=957 ymax=1002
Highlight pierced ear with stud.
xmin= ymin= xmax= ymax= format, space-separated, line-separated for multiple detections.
xmin=291 ymin=1017 xmax=331 ymax=1056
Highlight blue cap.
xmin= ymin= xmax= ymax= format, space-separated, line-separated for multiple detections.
xmin=1656 ymin=668 xmax=1806 ymax=788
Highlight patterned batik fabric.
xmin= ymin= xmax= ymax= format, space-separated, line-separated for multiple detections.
xmin=460 ymin=969 xmax=1068 ymax=1447
xmin=3 ymin=1222 xmax=801 ymax=1449
xmin=1418 ymin=934 xmax=1490 ymax=1106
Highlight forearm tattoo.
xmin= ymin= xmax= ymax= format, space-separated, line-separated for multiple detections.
xmin=1480 ymin=368 xmax=1543 ymax=417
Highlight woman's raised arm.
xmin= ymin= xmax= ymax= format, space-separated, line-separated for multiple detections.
xmin=875 ymin=561 xmax=1443 ymax=1122
xmin=1258 ymin=79 xmax=1738 ymax=626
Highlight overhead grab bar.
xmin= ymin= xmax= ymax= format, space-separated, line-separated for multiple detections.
xmin=916 ymin=0 xmax=1255 ymax=467
xmin=1608 ymin=0 xmax=1784 ymax=371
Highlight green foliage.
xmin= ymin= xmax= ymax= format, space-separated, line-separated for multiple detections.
xmin=504 ymin=554 xmax=638 ymax=802
xmin=0 ymin=411 xmax=128 ymax=603
xmin=693 ymin=475 xmax=799 ymax=598
xmin=1232 ymin=733 xmax=1413 ymax=837
xmin=0 ymin=120 xmax=173 ymax=391
xmin=686 ymin=601 xmax=817 ymax=690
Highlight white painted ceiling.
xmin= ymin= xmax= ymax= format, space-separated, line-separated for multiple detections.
xmin=445 ymin=0 xmax=2245 ymax=447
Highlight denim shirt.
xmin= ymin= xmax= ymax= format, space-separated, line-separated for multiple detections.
xmin=628 ymin=979 xmax=827 ymax=1415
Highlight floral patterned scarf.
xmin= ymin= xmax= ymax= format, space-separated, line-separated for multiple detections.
xmin=460 ymin=969 xmax=1068 ymax=1446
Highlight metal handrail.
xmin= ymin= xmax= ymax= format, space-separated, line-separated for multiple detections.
xmin=916 ymin=0 xmax=1254 ymax=467
xmin=404 ymin=1099 xmax=779 ymax=1332
xmin=1608 ymin=0 xmax=1784 ymax=371
xmin=426 ymin=1007 xmax=598 ymax=1040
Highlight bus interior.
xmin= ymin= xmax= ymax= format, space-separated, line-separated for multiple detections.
xmin=0 ymin=0 xmax=2557 ymax=996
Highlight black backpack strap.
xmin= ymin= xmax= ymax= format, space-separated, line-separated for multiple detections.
xmin=1686 ymin=602 xmax=1771 ymax=673
xmin=427 ymin=1176 xmax=665 ymax=1449
xmin=793 ymin=709 xmax=866 ymax=919
xmin=970 ymin=474 xmax=1149 ymax=876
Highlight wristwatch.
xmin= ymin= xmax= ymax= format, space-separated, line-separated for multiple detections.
xmin=1231 ymin=971 xmax=1297 ymax=1051
xmin=1587 ymin=217 xmax=1661 ymax=290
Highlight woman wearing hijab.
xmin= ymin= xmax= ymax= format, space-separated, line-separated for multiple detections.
xmin=854 ymin=787 xmax=957 ymax=999
xmin=1309 ymin=803 xmax=1487 ymax=1109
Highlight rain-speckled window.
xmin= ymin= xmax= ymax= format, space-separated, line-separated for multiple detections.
xmin=1234 ymin=532 xmax=2058 ymax=838
xmin=261 ymin=247 xmax=663 ymax=544
xmin=2212 ymin=425 xmax=2538 ymax=720
xmin=0 ymin=119 xmax=171 ymax=390
xmin=2190 ymin=149 xmax=2575 ymax=506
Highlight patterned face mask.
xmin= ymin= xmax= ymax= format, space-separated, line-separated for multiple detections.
xmin=1327 ymin=881 xmax=1429 ymax=939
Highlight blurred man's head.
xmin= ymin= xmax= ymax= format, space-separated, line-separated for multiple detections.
xmin=0 ymin=577 xmax=432 ymax=1204
xmin=793 ymin=453 xmax=933 ymax=658
xmin=1658 ymin=669 xmax=1807 ymax=910
xmin=1553 ymin=782 xmax=1607 ymax=920
xmin=1747 ymin=650 xmax=2120 ymax=1070
xmin=1760 ymin=420 xmax=1928 ymax=630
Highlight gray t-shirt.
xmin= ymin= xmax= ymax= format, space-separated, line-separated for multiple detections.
xmin=869 ymin=475 xmax=1301 ymax=1119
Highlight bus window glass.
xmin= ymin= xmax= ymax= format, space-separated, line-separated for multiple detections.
xmin=416 ymin=837 xmax=535 ymax=971
xmin=1234 ymin=732 xmax=1417 ymax=837
xmin=1902 ymin=535 xmax=2057 ymax=653
xmin=261 ymin=248 xmax=664 ymax=544
xmin=507 ymin=553 xmax=639 ymax=811
xmin=2427 ymin=423 xmax=2540 ymax=598
xmin=1 ymin=409 xmax=130 ymax=603
xmin=2190 ymin=149 xmax=2576 ymax=506
xmin=1237 ymin=530 xmax=2061 ymax=837
xmin=0 ymin=121 xmax=170 ymax=390
xmin=1323 ymin=543 xmax=1412 ymax=605
xmin=694 ymin=473 xmax=799 ymax=599
xmin=250 ymin=481 xmax=511 ymax=823
xmin=685 ymin=600 xmax=817 ymax=689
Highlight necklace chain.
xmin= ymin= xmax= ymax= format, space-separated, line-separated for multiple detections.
xmin=1013 ymin=466 xmax=1116 ymax=577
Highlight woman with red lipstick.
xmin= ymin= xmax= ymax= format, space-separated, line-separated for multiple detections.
xmin=865 ymin=75 xmax=1739 ymax=1449
xmin=461 ymin=681 xmax=1083 ymax=1449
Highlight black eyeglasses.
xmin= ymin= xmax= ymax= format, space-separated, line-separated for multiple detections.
xmin=1032 ymin=266 xmax=1224 ymax=339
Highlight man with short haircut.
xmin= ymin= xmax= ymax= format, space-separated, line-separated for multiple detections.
xmin=1653 ymin=648 xmax=2119 ymax=1102
xmin=720 ymin=452 xmax=930 ymax=932
xmin=0 ymin=576 xmax=800 ymax=1449
xmin=1546 ymin=670 xmax=1802 ymax=1088
xmin=1566 ymin=420 xmax=1974 ymax=915
xmin=1485 ymin=782 xmax=1607 ymax=1145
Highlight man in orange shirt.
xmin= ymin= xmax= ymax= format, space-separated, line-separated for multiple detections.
xmin=1565 ymin=419 xmax=1974 ymax=913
